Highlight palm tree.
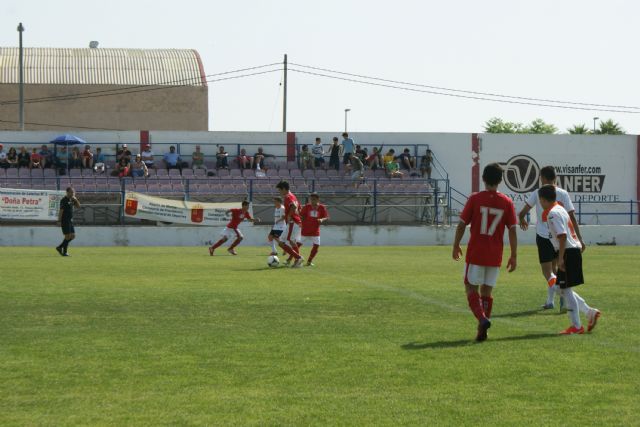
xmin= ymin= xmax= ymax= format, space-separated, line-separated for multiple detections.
xmin=567 ymin=124 xmax=590 ymax=134
xmin=596 ymin=119 xmax=625 ymax=135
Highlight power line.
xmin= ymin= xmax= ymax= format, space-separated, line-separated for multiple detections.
xmin=288 ymin=68 xmax=640 ymax=114
xmin=0 ymin=63 xmax=282 ymax=106
xmin=290 ymin=62 xmax=640 ymax=112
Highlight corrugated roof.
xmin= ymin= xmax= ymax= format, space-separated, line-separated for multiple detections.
xmin=0 ymin=48 xmax=206 ymax=86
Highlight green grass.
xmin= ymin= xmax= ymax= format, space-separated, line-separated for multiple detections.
xmin=1 ymin=245 xmax=638 ymax=426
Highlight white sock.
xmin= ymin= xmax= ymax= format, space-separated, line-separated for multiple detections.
xmin=546 ymin=285 xmax=556 ymax=306
xmin=562 ymin=288 xmax=582 ymax=328
xmin=270 ymin=240 xmax=277 ymax=252
xmin=572 ymin=291 xmax=592 ymax=315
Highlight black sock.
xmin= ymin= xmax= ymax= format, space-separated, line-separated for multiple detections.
xmin=62 ymin=239 xmax=70 ymax=252
xmin=58 ymin=239 xmax=66 ymax=249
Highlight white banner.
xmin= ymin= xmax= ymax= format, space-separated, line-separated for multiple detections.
xmin=124 ymin=192 xmax=248 ymax=226
xmin=0 ymin=188 xmax=65 ymax=221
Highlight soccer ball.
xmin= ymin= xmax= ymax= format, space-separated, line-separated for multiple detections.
xmin=267 ymin=255 xmax=280 ymax=268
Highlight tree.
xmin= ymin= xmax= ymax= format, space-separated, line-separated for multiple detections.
xmin=596 ymin=119 xmax=625 ymax=135
xmin=483 ymin=117 xmax=524 ymax=133
xmin=567 ymin=124 xmax=590 ymax=134
xmin=522 ymin=118 xmax=557 ymax=134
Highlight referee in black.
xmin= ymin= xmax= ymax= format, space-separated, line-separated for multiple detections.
xmin=56 ymin=187 xmax=80 ymax=256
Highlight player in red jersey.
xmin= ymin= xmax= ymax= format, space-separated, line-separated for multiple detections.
xmin=208 ymin=201 xmax=258 ymax=255
xmin=276 ymin=180 xmax=305 ymax=268
xmin=452 ymin=163 xmax=518 ymax=342
xmin=296 ymin=193 xmax=329 ymax=266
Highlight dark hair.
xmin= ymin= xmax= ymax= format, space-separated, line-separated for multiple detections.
xmin=540 ymin=165 xmax=556 ymax=182
xmin=333 ymin=137 xmax=338 ymax=141
xmin=538 ymin=184 xmax=556 ymax=202
xmin=276 ymin=180 xmax=290 ymax=191
xmin=241 ymin=200 xmax=250 ymax=207
xmin=315 ymin=137 xmax=321 ymax=142
xmin=310 ymin=192 xmax=319 ymax=198
xmin=342 ymin=132 xmax=348 ymax=137
xmin=66 ymin=186 xmax=73 ymax=192
xmin=301 ymin=144 xmax=308 ymax=150
xmin=273 ymin=196 xmax=283 ymax=203
xmin=403 ymin=148 xmax=410 ymax=153
xmin=482 ymin=163 xmax=503 ymax=186
xmin=389 ymin=149 xmax=395 ymax=154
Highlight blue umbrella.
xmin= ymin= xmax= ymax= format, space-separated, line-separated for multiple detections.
xmin=50 ymin=134 xmax=87 ymax=172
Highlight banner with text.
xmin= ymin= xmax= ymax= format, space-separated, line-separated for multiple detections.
xmin=124 ymin=192 xmax=247 ymax=226
xmin=0 ymin=188 xmax=65 ymax=221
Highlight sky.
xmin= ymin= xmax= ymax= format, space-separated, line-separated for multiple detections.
xmin=2 ymin=0 xmax=640 ymax=134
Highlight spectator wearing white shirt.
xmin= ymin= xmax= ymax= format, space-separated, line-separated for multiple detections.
xmin=141 ymin=144 xmax=155 ymax=169
xmin=311 ymin=137 xmax=325 ymax=170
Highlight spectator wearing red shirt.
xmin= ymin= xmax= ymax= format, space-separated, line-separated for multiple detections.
xmin=452 ymin=163 xmax=517 ymax=342
xmin=29 ymin=148 xmax=42 ymax=169
xmin=82 ymin=145 xmax=94 ymax=169
xmin=209 ymin=201 xmax=258 ymax=255
xmin=276 ymin=180 xmax=304 ymax=267
xmin=299 ymin=193 xmax=329 ymax=266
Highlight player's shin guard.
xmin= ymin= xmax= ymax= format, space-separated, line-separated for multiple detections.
xmin=466 ymin=291 xmax=487 ymax=322
xmin=229 ymin=237 xmax=243 ymax=250
xmin=562 ymin=288 xmax=581 ymax=328
xmin=481 ymin=295 xmax=493 ymax=319
xmin=308 ymin=244 xmax=319 ymax=263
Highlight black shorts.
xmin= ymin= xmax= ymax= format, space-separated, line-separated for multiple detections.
xmin=269 ymin=229 xmax=284 ymax=238
xmin=343 ymin=153 xmax=352 ymax=164
xmin=314 ymin=157 xmax=325 ymax=167
xmin=557 ymin=248 xmax=584 ymax=289
xmin=536 ymin=234 xmax=558 ymax=263
xmin=61 ymin=221 xmax=75 ymax=235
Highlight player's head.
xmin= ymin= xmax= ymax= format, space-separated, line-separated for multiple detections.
xmin=482 ymin=163 xmax=503 ymax=189
xmin=540 ymin=165 xmax=557 ymax=185
xmin=538 ymin=184 xmax=556 ymax=209
xmin=315 ymin=137 xmax=321 ymax=144
xmin=273 ymin=196 xmax=283 ymax=207
xmin=342 ymin=132 xmax=349 ymax=138
xmin=241 ymin=200 xmax=250 ymax=211
xmin=309 ymin=192 xmax=320 ymax=206
xmin=276 ymin=180 xmax=290 ymax=196
xmin=66 ymin=186 xmax=74 ymax=197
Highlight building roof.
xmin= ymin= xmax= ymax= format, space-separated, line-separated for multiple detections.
xmin=0 ymin=48 xmax=206 ymax=86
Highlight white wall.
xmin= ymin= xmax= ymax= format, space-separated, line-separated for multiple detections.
xmin=1 ymin=225 xmax=637 ymax=247
xmin=149 ymin=131 xmax=288 ymax=158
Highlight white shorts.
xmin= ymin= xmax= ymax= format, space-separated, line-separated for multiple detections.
xmin=221 ymin=227 xmax=243 ymax=240
xmin=464 ymin=263 xmax=499 ymax=287
xmin=286 ymin=223 xmax=301 ymax=242
xmin=300 ymin=235 xmax=321 ymax=246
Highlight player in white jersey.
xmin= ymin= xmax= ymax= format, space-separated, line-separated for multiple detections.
xmin=518 ymin=166 xmax=586 ymax=310
xmin=538 ymin=185 xmax=600 ymax=334
xmin=268 ymin=197 xmax=287 ymax=255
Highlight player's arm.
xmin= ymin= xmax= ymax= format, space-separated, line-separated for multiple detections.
xmin=507 ymin=226 xmax=517 ymax=272
xmin=557 ymin=234 xmax=567 ymax=271
xmin=57 ymin=207 xmax=63 ymax=224
xmin=518 ymin=203 xmax=532 ymax=231
xmin=567 ymin=211 xmax=586 ymax=253
xmin=318 ymin=207 xmax=329 ymax=224
xmin=71 ymin=196 xmax=80 ymax=208
xmin=452 ymin=220 xmax=466 ymax=261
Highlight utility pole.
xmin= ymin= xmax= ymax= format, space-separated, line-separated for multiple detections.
xmin=282 ymin=54 xmax=287 ymax=132
xmin=17 ymin=22 xmax=25 ymax=131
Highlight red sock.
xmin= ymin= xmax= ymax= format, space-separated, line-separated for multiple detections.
xmin=280 ymin=243 xmax=300 ymax=260
xmin=211 ymin=238 xmax=226 ymax=250
xmin=466 ymin=291 xmax=487 ymax=322
xmin=287 ymin=242 xmax=303 ymax=262
xmin=481 ymin=296 xmax=493 ymax=318
xmin=288 ymin=241 xmax=301 ymax=256
xmin=229 ymin=238 xmax=242 ymax=250
xmin=308 ymin=244 xmax=319 ymax=262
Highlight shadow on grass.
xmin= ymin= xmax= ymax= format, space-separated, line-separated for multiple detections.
xmin=491 ymin=309 xmax=542 ymax=319
xmin=402 ymin=332 xmax=559 ymax=350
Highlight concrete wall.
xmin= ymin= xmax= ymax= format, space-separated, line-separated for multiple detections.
xmin=0 ymin=84 xmax=208 ymax=131
xmin=0 ymin=225 xmax=636 ymax=247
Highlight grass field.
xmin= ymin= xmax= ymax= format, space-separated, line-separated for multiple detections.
xmin=1 ymin=245 xmax=639 ymax=426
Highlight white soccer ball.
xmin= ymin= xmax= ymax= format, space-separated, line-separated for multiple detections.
xmin=267 ymin=255 xmax=280 ymax=268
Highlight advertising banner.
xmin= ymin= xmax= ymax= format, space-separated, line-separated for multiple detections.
xmin=0 ymin=188 xmax=65 ymax=221
xmin=124 ymin=192 xmax=247 ymax=226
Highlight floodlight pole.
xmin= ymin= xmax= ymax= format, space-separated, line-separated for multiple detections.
xmin=18 ymin=22 xmax=25 ymax=131
xmin=282 ymin=54 xmax=288 ymax=132
xmin=344 ymin=108 xmax=351 ymax=133
xmin=592 ymin=117 xmax=599 ymax=134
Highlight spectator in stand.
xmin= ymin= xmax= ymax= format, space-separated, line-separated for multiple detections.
xmin=350 ymin=154 xmax=365 ymax=187
xmin=383 ymin=148 xmax=395 ymax=167
xmin=341 ymin=132 xmax=355 ymax=166
xmin=311 ymin=137 xmax=325 ymax=170
xmin=17 ymin=146 xmax=30 ymax=169
xmin=39 ymin=145 xmax=53 ymax=168
xmin=0 ymin=145 xmax=8 ymax=169
xmin=366 ymin=146 xmax=383 ymax=170
xmin=81 ymin=145 xmax=94 ymax=169
xmin=70 ymin=146 xmax=83 ymax=169
xmin=253 ymin=147 xmax=275 ymax=170
xmin=397 ymin=148 xmax=415 ymax=171
xmin=329 ymin=137 xmax=341 ymax=171
xmin=55 ymin=146 xmax=68 ymax=173
xmin=114 ymin=157 xmax=130 ymax=178
xmin=237 ymin=148 xmax=252 ymax=169
xmin=192 ymin=145 xmax=207 ymax=173
xmin=216 ymin=146 xmax=229 ymax=169
xmin=299 ymin=145 xmax=312 ymax=171
xmin=141 ymin=144 xmax=155 ymax=169
xmin=383 ymin=149 xmax=403 ymax=178
xmin=130 ymin=154 xmax=149 ymax=178
xmin=7 ymin=147 xmax=18 ymax=168
xmin=163 ymin=145 xmax=183 ymax=171
xmin=116 ymin=144 xmax=132 ymax=163
xmin=354 ymin=145 xmax=368 ymax=164
xmin=29 ymin=148 xmax=42 ymax=169
xmin=94 ymin=147 xmax=106 ymax=174
xmin=420 ymin=149 xmax=433 ymax=179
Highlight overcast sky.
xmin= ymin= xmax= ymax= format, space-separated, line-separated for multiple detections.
xmin=2 ymin=0 xmax=639 ymax=134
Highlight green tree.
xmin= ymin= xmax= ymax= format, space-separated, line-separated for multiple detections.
xmin=567 ymin=124 xmax=590 ymax=134
xmin=596 ymin=119 xmax=625 ymax=135
xmin=483 ymin=117 xmax=524 ymax=133
xmin=522 ymin=118 xmax=557 ymax=134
